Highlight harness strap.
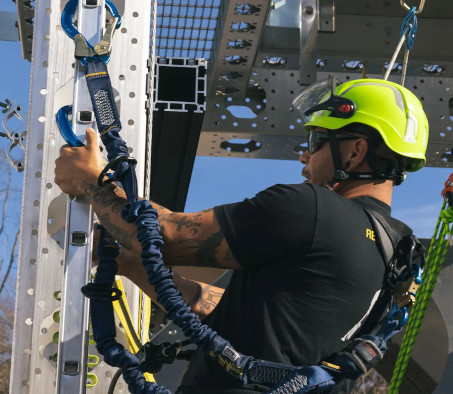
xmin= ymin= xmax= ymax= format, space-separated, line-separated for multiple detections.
xmin=266 ymin=367 xmax=336 ymax=394
xmin=364 ymin=209 xmax=394 ymax=264
xmin=360 ymin=209 xmax=411 ymax=340
xmin=85 ymin=59 xmax=121 ymax=136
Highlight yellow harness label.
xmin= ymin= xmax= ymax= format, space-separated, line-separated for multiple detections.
xmin=209 ymin=351 xmax=244 ymax=378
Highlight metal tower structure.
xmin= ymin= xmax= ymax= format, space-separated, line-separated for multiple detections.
xmin=9 ymin=0 xmax=453 ymax=393
xmin=11 ymin=1 xmax=152 ymax=392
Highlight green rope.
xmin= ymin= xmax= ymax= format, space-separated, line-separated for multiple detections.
xmin=389 ymin=201 xmax=453 ymax=393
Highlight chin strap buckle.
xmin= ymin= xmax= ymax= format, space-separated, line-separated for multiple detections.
xmin=334 ymin=170 xmax=349 ymax=180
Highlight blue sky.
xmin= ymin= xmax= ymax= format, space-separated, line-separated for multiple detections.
xmin=1 ymin=1 xmax=451 ymax=247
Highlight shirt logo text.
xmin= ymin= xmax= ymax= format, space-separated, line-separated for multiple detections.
xmin=366 ymin=229 xmax=375 ymax=241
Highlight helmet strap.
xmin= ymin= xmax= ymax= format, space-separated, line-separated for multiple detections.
xmin=324 ymin=131 xmax=405 ymax=191
xmin=324 ymin=131 xmax=349 ymax=191
xmin=327 ymin=131 xmax=349 ymax=179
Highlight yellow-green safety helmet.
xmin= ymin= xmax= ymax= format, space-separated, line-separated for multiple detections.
xmin=293 ymin=78 xmax=429 ymax=171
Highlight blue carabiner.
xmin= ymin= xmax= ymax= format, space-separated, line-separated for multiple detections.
xmin=388 ymin=303 xmax=408 ymax=330
xmin=56 ymin=105 xmax=85 ymax=147
xmin=61 ymin=0 xmax=121 ymax=39
xmin=61 ymin=0 xmax=122 ymax=64
xmin=61 ymin=0 xmax=79 ymax=39
xmin=399 ymin=6 xmax=418 ymax=50
xmin=412 ymin=264 xmax=423 ymax=285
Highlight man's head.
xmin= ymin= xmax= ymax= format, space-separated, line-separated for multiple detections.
xmin=293 ymin=78 xmax=429 ymax=188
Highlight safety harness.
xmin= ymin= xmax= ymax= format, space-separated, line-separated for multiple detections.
xmin=56 ymin=1 xmax=428 ymax=393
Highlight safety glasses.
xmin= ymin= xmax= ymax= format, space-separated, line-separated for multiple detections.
xmin=308 ymin=130 xmax=359 ymax=155
xmin=292 ymin=77 xmax=356 ymax=123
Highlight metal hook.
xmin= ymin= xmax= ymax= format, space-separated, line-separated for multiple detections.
xmin=61 ymin=0 xmax=121 ymax=64
xmin=400 ymin=0 xmax=425 ymax=15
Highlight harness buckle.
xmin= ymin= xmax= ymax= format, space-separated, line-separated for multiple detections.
xmin=394 ymin=265 xmax=421 ymax=308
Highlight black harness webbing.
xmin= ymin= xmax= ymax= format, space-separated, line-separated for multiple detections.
xmin=364 ymin=209 xmax=395 ymax=265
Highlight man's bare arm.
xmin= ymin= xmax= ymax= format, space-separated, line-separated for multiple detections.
xmin=55 ymin=128 xmax=240 ymax=270
xmin=119 ymin=248 xmax=225 ymax=318
xmin=84 ymin=182 xmax=240 ymax=270
xmin=189 ymin=283 xmax=225 ymax=319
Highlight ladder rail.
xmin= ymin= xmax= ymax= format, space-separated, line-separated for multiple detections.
xmin=11 ymin=1 xmax=152 ymax=392
xmin=56 ymin=2 xmax=106 ymax=393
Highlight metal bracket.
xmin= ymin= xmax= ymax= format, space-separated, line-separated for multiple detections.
xmin=300 ymin=0 xmax=318 ymax=85
xmin=317 ymin=0 xmax=335 ymax=32
xmin=1 ymin=98 xmax=27 ymax=172
xmin=299 ymin=0 xmax=335 ymax=85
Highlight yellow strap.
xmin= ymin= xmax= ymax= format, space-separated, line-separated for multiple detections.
xmin=113 ymin=279 xmax=141 ymax=352
xmin=85 ymin=71 xmax=107 ymax=77
xmin=321 ymin=361 xmax=341 ymax=370
xmin=139 ymin=289 xmax=153 ymax=383
xmin=112 ymin=279 xmax=155 ymax=383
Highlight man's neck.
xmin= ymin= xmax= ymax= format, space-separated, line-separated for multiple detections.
xmin=337 ymin=179 xmax=394 ymax=206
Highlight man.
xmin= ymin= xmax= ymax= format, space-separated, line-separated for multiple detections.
xmin=55 ymin=78 xmax=428 ymax=393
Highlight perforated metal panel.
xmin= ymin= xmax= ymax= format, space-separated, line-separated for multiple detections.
xmin=197 ymin=0 xmax=453 ymax=168
xmin=152 ymin=0 xmax=221 ymax=59
xmin=11 ymin=1 xmax=152 ymax=392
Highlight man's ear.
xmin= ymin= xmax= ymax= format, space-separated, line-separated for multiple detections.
xmin=343 ymin=138 xmax=369 ymax=171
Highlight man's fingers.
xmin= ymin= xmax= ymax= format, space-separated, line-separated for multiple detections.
xmin=59 ymin=144 xmax=70 ymax=155
xmin=85 ymin=128 xmax=98 ymax=147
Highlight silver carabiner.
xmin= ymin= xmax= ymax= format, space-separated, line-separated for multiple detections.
xmin=400 ymin=0 xmax=425 ymax=15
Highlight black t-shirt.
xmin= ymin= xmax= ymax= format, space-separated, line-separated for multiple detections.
xmin=177 ymin=183 xmax=402 ymax=393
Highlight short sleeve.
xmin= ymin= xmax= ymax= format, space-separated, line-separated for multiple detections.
xmin=214 ymin=183 xmax=317 ymax=268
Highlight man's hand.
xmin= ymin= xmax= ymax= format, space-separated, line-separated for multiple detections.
xmin=54 ymin=128 xmax=104 ymax=196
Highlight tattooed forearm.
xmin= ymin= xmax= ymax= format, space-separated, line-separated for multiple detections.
xmin=198 ymin=284 xmax=224 ymax=318
xmin=177 ymin=229 xmax=224 ymax=267
xmin=98 ymin=213 xmax=133 ymax=249
xmin=159 ymin=213 xmax=202 ymax=235
xmin=186 ymin=282 xmax=223 ymax=319
xmin=85 ymin=183 xmax=126 ymax=213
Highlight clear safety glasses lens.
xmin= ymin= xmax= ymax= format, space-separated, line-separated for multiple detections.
xmin=292 ymin=78 xmax=334 ymax=123
xmin=292 ymin=77 xmax=356 ymax=123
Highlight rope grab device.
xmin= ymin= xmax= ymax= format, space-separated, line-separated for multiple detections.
xmin=54 ymin=0 xmax=445 ymax=393
xmin=384 ymin=0 xmax=425 ymax=85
